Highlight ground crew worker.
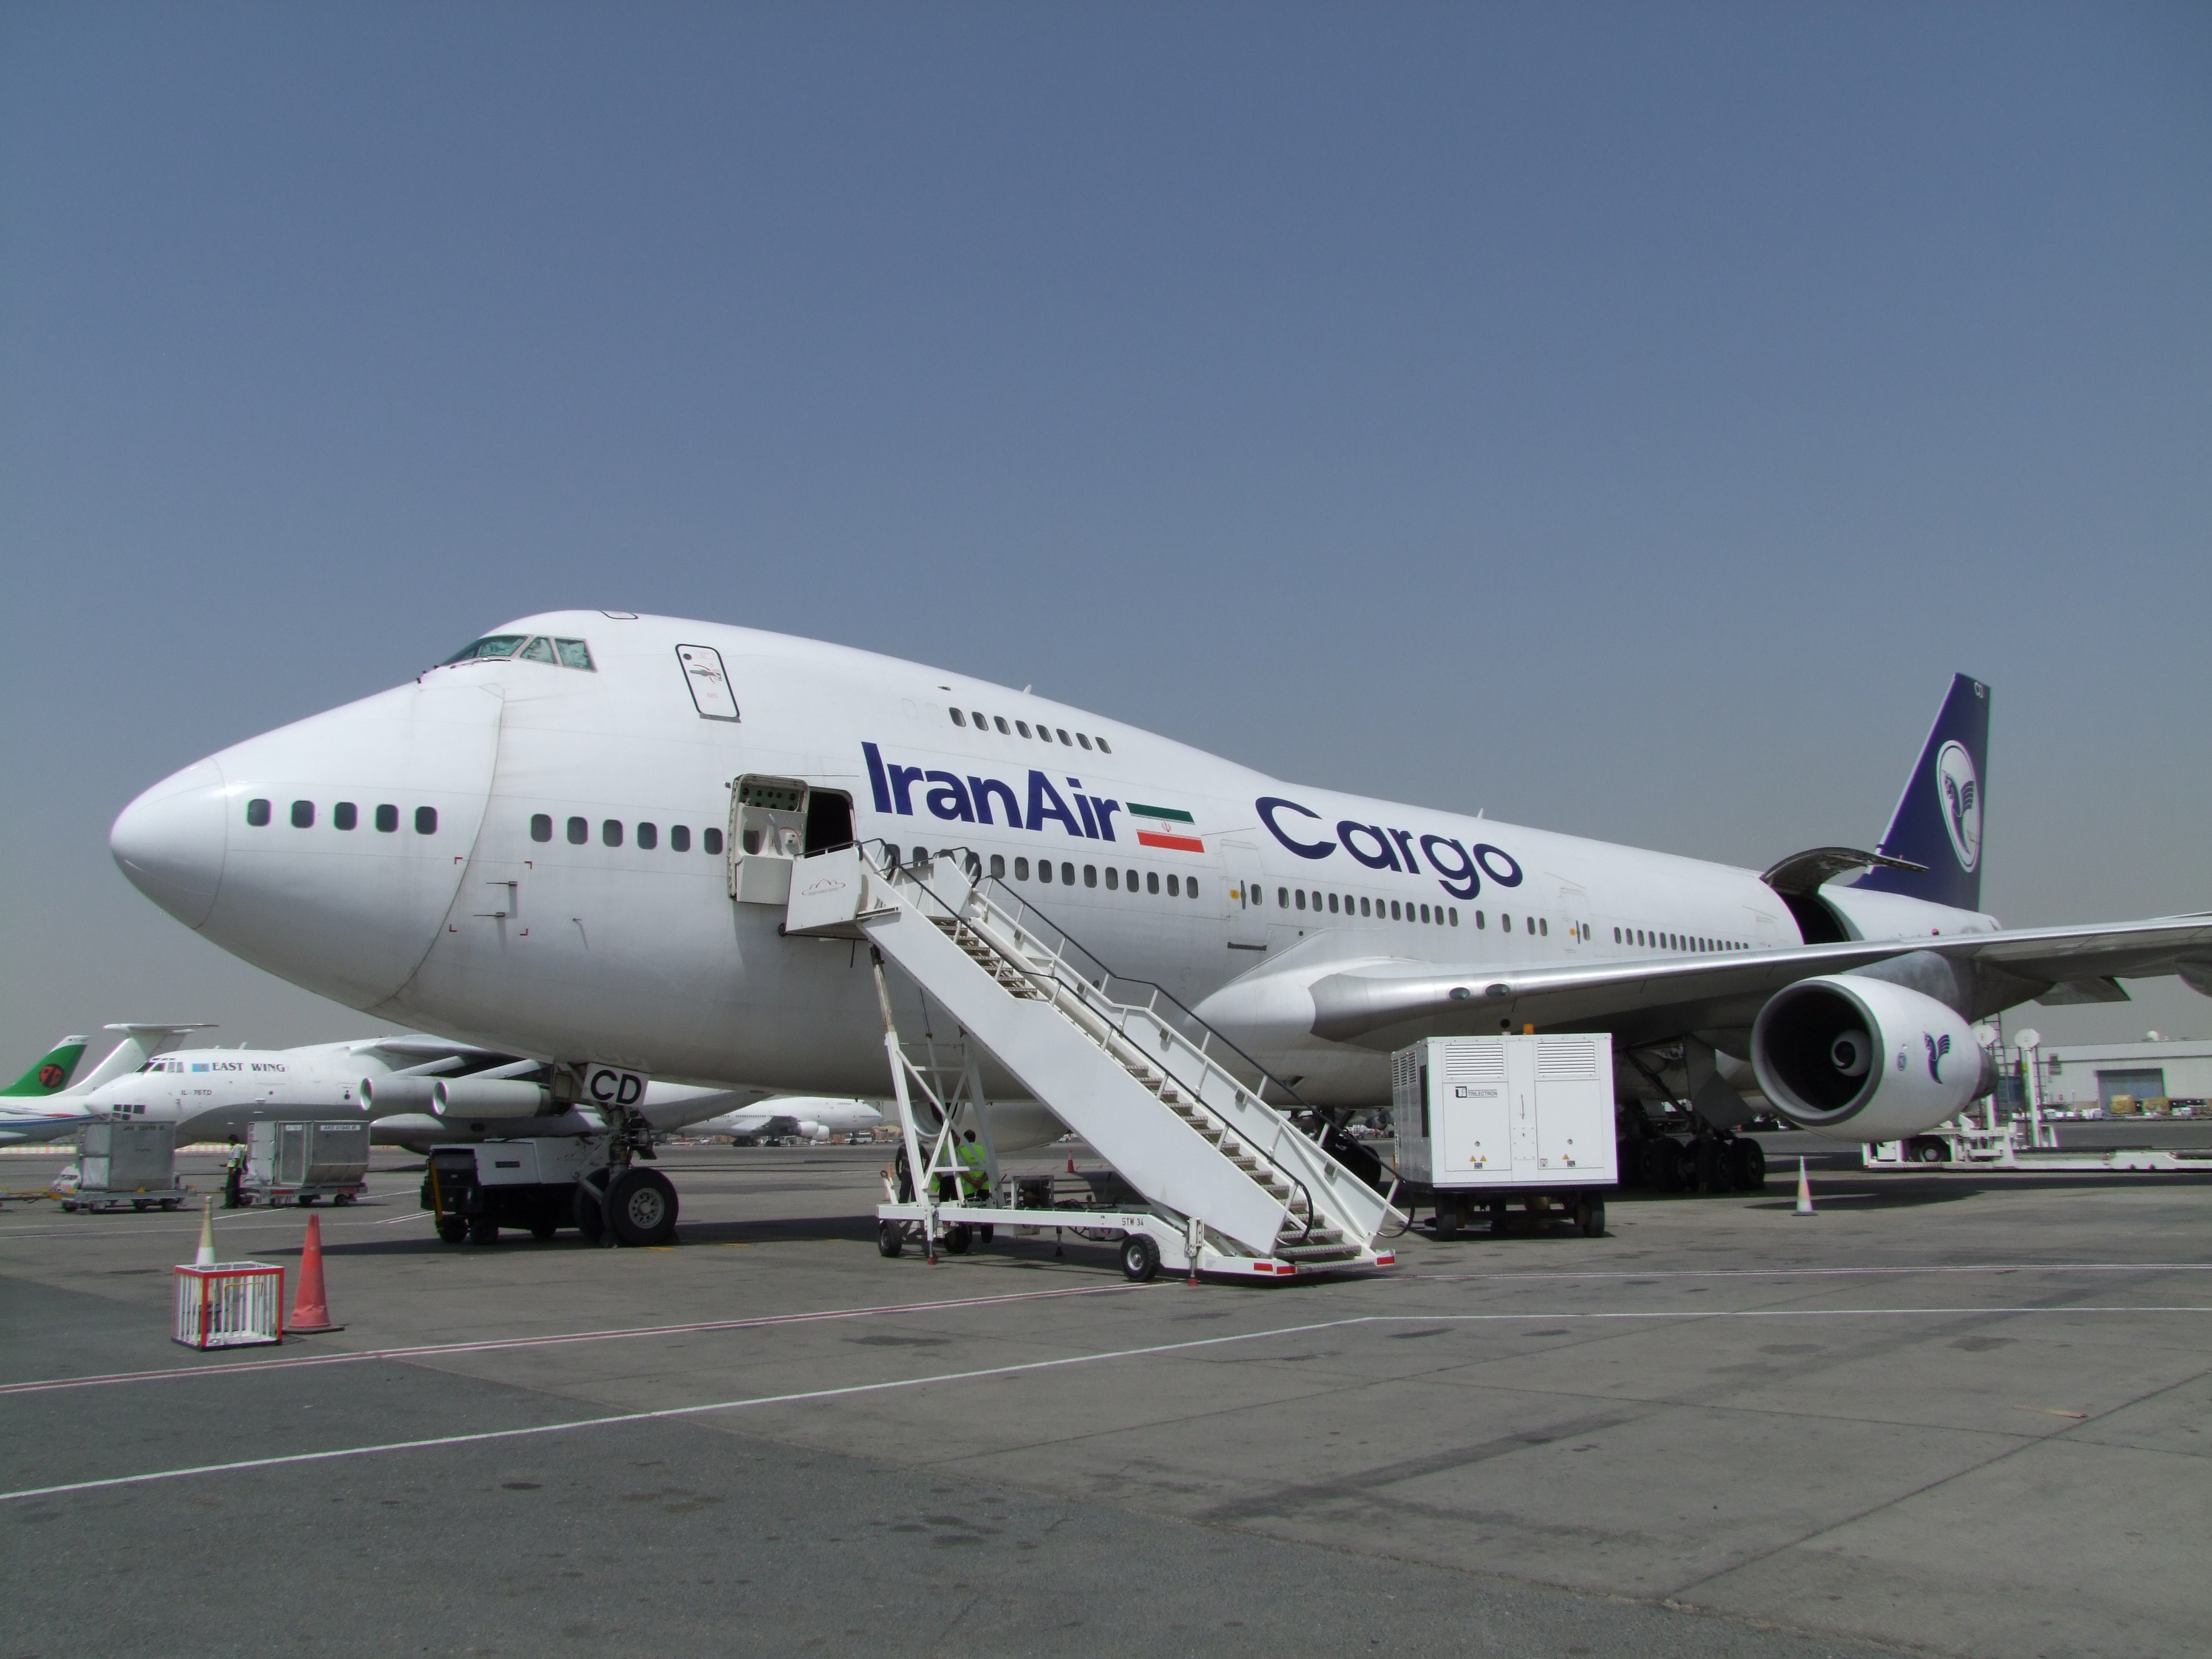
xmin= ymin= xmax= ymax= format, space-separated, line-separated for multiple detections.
xmin=957 ymin=1129 xmax=994 ymax=1241
xmin=223 ymin=1141 xmax=247 ymax=1209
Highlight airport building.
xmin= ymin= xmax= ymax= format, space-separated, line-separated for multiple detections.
xmin=2024 ymin=1037 xmax=2212 ymax=1113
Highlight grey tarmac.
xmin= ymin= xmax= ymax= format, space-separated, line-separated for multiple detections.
xmin=1 ymin=1132 xmax=2206 ymax=1658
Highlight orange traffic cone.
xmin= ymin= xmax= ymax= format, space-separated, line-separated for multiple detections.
xmin=288 ymin=1213 xmax=344 ymax=1334
xmin=1793 ymin=1156 xmax=1816 ymax=1218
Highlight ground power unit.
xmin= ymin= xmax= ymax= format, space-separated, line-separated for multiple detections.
xmin=1391 ymin=1033 xmax=1618 ymax=1237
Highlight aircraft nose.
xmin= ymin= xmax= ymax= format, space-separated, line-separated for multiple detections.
xmin=111 ymin=759 xmax=230 ymax=929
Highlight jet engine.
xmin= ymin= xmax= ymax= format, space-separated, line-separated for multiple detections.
xmin=1751 ymin=975 xmax=1995 ymax=1141
xmin=432 ymin=1077 xmax=551 ymax=1119
xmin=360 ymin=1075 xmax=438 ymax=1112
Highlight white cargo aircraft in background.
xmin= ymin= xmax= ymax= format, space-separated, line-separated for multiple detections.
xmin=0 ymin=1024 xmax=211 ymax=1143
xmin=684 ymin=1097 xmax=885 ymax=1143
xmin=2 ymin=1029 xmax=760 ymax=1152
xmin=105 ymin=610 xmax=2211 ymax=1234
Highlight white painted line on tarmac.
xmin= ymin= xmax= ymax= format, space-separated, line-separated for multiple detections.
xmin=0 ymin=1280 xmax=1153 ymax=1398
xmin=5 ymin=1304 xmax=2205 ymax=1505
xmin=1412 ymin=1262 xmax=2212 ymax=1285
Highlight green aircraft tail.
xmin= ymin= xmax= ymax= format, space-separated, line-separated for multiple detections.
xmin=1 ymin=1037 xmax=90 ymax=1097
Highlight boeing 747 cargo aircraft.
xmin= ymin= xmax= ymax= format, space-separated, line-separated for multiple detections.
xmin=104 ymin=612 xmax=2210 ymax=1244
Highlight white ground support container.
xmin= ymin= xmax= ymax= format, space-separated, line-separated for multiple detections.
xmin=1392 ymin=1035 xmax=1618 ymax=1236
xmin=240 ymin=1120 xmax=370 ymax=1206
xmin=63 ymin=1121 xmax=186 ymax=1212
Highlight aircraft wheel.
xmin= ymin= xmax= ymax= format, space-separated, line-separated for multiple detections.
xmin=877 ymin=1221 xmax=905 ymax=1257
xmin=607 ymin=1168 xmax=679 ymax=1247
xmin=1650 ymin=1140 xmax=1686 ymax=1192
xmin=437 ymin=1217 xmax=468 ymax=1245
xmin=1120 ymin=1233 xmax=1161 ymax=1282
xmin=1732 ymin=1139 xmax=1768 ymax=1190
xmin=941 ymin=1222 xmax=974 ymax=1256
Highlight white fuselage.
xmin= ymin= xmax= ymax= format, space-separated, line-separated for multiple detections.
xmin=111 ymin=611 xmax=1997 ymax=1113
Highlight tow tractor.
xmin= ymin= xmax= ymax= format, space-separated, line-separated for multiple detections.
xmin=422 ymin=1133 xmax=681 ymax=1245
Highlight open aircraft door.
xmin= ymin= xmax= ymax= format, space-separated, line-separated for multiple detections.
xmin=1225 ymin=843 xmax=1267 ymax=950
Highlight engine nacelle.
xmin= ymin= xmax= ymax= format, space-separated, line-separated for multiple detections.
xmin=360 ymin=1074 xmax=438 ymax=1112
xmin=1752 ymin=975 xmax=1995 ymax=1141
xmin=797 ymin=1121 xmax=832 ymax=1142
xmin=432 ymin=1078 xmax=551 ymax=1119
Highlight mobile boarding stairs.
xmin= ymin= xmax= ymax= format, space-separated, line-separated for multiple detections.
xmin=782 ymin=842 xmax=1403 ymax=1281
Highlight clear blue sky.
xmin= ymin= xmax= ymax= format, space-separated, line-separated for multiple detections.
xmin=4 ymin=2 xmax=2207 ymax=1061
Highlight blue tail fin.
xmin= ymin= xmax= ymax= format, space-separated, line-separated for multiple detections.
xmin=1851 ymin=673 xmax=1990 ymax=912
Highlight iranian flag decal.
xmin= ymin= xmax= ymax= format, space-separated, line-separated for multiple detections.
xmin=1128 ymin=802 xmax=1204 ymax=853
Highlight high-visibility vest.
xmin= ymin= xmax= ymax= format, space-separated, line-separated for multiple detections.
xmin=956 ymin=1141 xmax=988 ymax=1191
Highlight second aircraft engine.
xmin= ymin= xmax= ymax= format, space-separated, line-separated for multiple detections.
xmin=1751 ymin=975 xmax=1994 ymax=1141
xmin=432 ymin=1077 xmax=552 ymax=1119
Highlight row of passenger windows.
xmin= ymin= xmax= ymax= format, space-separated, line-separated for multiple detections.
xmin=1270 ymin=887 xmax=1476 ymax=927
xmin=1617 ymin=927 xmax=1746 ymax=953
xmin=245 ymin=799 xmax=437 ymax=835
xmin=946 ymin=708 xmax=1110 ymax=753
xmin=979 ymin=852 xmax=1195 ymax=897
xmin=530 ymin=815 xmax=725 ymax=854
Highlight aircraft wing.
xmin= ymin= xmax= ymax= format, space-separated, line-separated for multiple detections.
xmin=347 ymin=1035 xmax=526 ymax=1066
xmin=1293 ymin=915 xmax=2212 ymax=1051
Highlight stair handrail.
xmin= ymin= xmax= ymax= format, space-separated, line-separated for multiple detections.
xmin=856 ymin=839 xmax=1393 ymax=1244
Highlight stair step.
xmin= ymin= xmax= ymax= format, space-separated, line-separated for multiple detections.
xmin=1274 ymin=1245 xmax=1363 ymax=1263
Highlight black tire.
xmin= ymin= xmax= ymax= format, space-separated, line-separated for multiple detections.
xmin=877 ymin=1220 xmax=905 ymax=1257
xmin=1732 ymin=1138 xmax=1768 ymax=1191
xmin=1580 ymin=1198 xmax=1607 ymax=1238
xmin=302 ymin=1195 xmax=320 ymax=1207
xmin=574 ymin=1168 xmax=610 ymax=1244
xmin=1694 ymin=1140 xmax=1732 ymax=1195
xmin=1433 ymin=1203 xmax=1460 ymax=1240
xmin=334 ymin=1192 xmax=354 ymax=1207
xmin=942 ymin=1222 xmax=974 ymax=1256
xmin=1615 ymin=1140 xmax=1645 ymax=1190
xmin=1650 ymin=1139 xmax=1686 ymax=1192
xmin=468 ymin=1213 xmax=498 ymax=1245
xmin=1912 ymin=1138 xmax=1949 ymax=1165
xmin=607 ymin=1168 xmax=679 ymax=1247
xmin=437 ymin=1217 xmax=468 ymax=1245
xmin=529 ymin=1220 xmax=558 ymax=1240
xmin=1120 ymin=1233 xmax=1161 ymax=1282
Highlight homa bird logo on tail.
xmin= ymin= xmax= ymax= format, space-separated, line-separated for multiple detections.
xmin=1925 ymin=1031 xmax=1952 ymax=1082
xmin=1936 ymin=741 xmax=1980 ymax=873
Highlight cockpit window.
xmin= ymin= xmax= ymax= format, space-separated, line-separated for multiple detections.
xmin=518 ymin=636 xmax=556 ymax=663
xmin=444 ymin=634 xmax=529 ymax=664
xmin=554 ymin=638 xmax=593 ymax=670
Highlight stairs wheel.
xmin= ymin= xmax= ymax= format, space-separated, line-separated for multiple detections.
xmin=877 ymin=1220 xmax=905 ymax=1258
xmin=942 ymin=1222 xmax=974 ymax=1255
xmin=1120 ymin=1233 xmax=1161 ymax=1282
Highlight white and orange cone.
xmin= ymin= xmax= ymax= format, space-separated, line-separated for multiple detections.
xmin=1793 ymin=1156 xmax=1816 ymax=1218
xmin=194 ymin=1196 xmax=217 ymax=1266
xmin=287 ymin=1212 xmax=343 ymax=1334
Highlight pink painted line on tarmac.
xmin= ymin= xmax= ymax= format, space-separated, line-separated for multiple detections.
xmin=0 ymin=1280 xmax=1150 ymax=1398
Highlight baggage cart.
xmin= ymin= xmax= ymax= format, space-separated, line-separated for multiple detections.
xmin=61 ymin=1121 xmax=188 ymax=1213
xmin=236 ymin=1120 xmax=370 ymax=1207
